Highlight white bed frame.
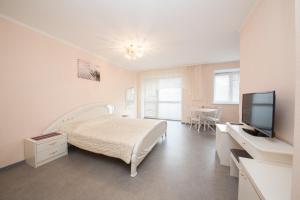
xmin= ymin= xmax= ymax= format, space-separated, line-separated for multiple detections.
xmin=43 ymin=103 xmax=167 ymax=177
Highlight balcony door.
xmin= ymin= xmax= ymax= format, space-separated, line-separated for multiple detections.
xmin=143 ymin=77 xmax=182 ymax=120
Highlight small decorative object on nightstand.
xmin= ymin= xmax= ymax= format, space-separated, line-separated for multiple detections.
xmin=24 ymin=132 xmax=68 ymax=168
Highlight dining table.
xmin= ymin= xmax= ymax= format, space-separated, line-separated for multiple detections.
xmin=192 ymin=108 xmax=219 ymax=131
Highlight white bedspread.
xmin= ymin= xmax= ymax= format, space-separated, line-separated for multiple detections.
xmin=58 ymin=115 xmax=166 ymax=164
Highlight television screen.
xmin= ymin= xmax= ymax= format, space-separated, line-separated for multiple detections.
xmin=242 ymin=91 xmax=275 ymax=137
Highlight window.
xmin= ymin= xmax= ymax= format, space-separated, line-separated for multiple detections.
xmin=143 ymin=77 xmax=182 ymax=120
xmin=213 ymin=68 xmax=240 ymax=104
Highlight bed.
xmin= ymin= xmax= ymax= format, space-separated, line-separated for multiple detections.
xmin=43 ymin=104 xmax=167 ymax=177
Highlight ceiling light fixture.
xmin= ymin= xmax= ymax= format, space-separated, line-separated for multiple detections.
xmin=124 ymin=43 xmax=145 ymax=60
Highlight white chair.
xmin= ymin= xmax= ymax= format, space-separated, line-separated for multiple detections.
xmin=189 ymin=110 xmax=200 ymax=129
xmin=206 ymin=109 xmax=222 ymax=131
xmin=188 ymin=109 xmax=205 ymax=132
xmin=197 ymin=112 xmax=208 ymax=132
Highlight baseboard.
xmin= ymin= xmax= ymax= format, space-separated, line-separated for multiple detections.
xmin=181 ymin=122 xmax=190 ymax=124
xmin=0 ymin=160 xmax=25 ymax=171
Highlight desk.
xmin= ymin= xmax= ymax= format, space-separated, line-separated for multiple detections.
xmin=216 ymin=123 xmax=293 ymax=165
xmin=227 ymin=123 xmax=293 ymax=164
xmin=215 ymin=123 xmax=293 ymax=200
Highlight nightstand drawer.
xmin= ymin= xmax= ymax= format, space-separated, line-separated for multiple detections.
xmin=36 ymin=143 xmax=67 ymax=163
xmin=36 ymin=136 xmax=66 ymax=153
xmin=25 ymin=133 xmax=68 ymax=168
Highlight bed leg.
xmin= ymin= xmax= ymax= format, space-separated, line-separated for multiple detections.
xmin=131 ymin=163 xmax=137 ymax=177
xmin=161 ymin=131 xmax=167 ymax=141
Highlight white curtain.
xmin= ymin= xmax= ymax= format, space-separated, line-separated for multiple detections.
xmin=142 ymin=77 xmax=182 ymax=120
xmin=138 ymin=66 xmax=203 ymax=122
xmin=125 ymin=87 xmax=136 ymax=117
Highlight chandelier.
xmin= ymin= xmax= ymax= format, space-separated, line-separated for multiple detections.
xmin=124 ymin=43 xmax=145 ymax=60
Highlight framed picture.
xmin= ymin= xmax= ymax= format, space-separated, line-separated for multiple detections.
xmin=77 ymin=59 xmax=100 ymax=82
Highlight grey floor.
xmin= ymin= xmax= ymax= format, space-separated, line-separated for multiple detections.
xmin=0 ymin=121 xmax=237 ymax=200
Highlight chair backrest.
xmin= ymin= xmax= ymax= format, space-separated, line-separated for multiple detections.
xmin=190 ymin=109 xmax=199 ymax=118
xmin=215 ymin=109 xmax=223 ymax=120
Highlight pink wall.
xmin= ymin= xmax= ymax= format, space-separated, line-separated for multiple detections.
xmin=200 ymin=61 xmax=240 ymax=123
xmin=292 ymin=0 xmax=300 ymax=198
xmin=0 ymin=17 xmax=137 ymax=168
xmin=240 ymin=0 xmax=296 ymax=144
xmin=137 ymin=61 xmax=240 ymax=123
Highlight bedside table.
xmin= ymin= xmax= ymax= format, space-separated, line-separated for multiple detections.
xmin=24 ymin=132 xmax=68 ymax=168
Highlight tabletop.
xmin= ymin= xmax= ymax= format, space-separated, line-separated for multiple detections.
xmin=193 ymin=108 xmax=218 ymax=113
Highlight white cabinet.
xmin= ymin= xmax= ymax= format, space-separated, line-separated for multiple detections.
xmin=238 ymin=170 xmax=260 ymax=200
xmin=24 ymin=133 xmax=68 ymax=168
xmin=238 ymin=158 xmax=292 ymax=200
xmin=216 ymin=124 xmax=241 ymax=166
xmin=230 ymin=153 xmax=239 ymax=177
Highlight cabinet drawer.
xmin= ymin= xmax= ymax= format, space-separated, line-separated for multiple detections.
xmin=36 ymin=143 xmax=67 ymax=163
xmin=36 ymin=136 xmax=66 ymax=153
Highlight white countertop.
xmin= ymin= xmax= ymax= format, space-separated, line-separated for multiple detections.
xmin=227 ymin=123 xmax=293 ymax=155
xmin=216 ymin=124 xmax=227 ymax=133
xmin=240 ymin=158 xmax=292 ymax=200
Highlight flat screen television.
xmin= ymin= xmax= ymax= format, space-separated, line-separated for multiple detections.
xmin=242 ymin=91 xmax=275 ymax=137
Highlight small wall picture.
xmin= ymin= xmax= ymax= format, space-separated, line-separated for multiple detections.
xmin=77 ymin=59 xmax=100 ymax=82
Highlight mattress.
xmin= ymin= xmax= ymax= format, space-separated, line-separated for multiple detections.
xmin=58 ymin=115 xmax=166 ymax=163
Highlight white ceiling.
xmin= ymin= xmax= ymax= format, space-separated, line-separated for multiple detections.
xmin=0 ymin=0 xmax=255 ymax=70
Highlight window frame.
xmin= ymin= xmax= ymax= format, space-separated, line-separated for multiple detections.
xmin=213 ymin=68 xmax=240 ymax=105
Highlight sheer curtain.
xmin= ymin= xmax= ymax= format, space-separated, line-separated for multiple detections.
xmin=138 ymin=66 xmax=199 ymax=122
xmin=142 ymin=77 xmax=182 ymax=120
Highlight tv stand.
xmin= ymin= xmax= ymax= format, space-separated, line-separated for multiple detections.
xmin=216 ymin=123 xmax=293 ymax=200
xmin=242 ymin=128 xmax=268 ymax=137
